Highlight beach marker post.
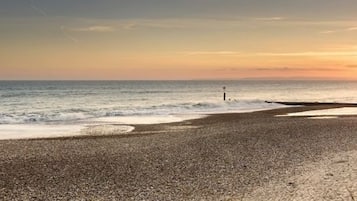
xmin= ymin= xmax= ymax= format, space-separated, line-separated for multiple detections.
xmin=223 ymin=86 xmax=226 ymax=101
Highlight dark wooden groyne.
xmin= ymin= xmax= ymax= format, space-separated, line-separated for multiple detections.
xmin=265 ymin=101 xmax=357 ymax=107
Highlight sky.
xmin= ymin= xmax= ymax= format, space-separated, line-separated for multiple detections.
xmin=1 ymin=0 xmax=357 ymax=80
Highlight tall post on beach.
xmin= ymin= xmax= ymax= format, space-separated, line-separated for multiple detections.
xmin=223 ymin=86 xmax=226 ymax=101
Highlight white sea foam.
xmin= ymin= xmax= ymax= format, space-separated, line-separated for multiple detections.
xmin=0 ymin=124 xmax=84 ymax=140
xmin=0 ymin=101 xmax=285 ymax=140
xmin=0 ymin=100 xmax=285 ymax=124
xmin=91 ymin=101 xmax=287 ymax=124
xmin=0 ymin=112 xmax=93 ymax=124
xmin=83 ymin=125 xmax=135 ymax=135
xmin=279 ymin=107 xmax=357 ymax=118
xmin=92 ymin=114 xmax=207 ymax=125
xmin=0 ymin=124 xmax=135 ymax=140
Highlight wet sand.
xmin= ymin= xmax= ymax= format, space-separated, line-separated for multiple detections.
xmin=0 ymin=105 xmax=356 ymax=200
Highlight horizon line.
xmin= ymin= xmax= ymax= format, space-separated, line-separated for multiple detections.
xmin=1 ymin=78 xmax=357 ymax=81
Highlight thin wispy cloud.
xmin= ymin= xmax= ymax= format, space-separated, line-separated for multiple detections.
xmin=184 ymin=51 xmax=241 ymax=56
xmin=254 ymin=67 xmax=343 ymax=72
xmin=71 ymin=26 xmax=115 ymax=32
xmin=320 ymin=30 xmax=337 ymax=34
xmin=216 ymin=66 xmax=347 ymax=73
xmin=28 ymin=1 xmax=78 ymax=43
xmin=254 ymin=17 xmax=285 ymax=21
xmin=121 ymin=20 xmax=186 ymax=30
xmin=184 ymin=50 xmax=357 ymax=57
xmin=346 ymin=27 xmax=357 ymax=31
xmin=321 ymin=26 xmax=357 ymax=34
xmin=29 ymin=0 xmax=47 ymax=16
xmin=68 ymin=21 xmax=182 ymax=32
xmin=68 ymin=17 xmax=357 ymax=33
xmin=76 ymin=18 xmax=200 ymax=31
xmin=258 ymin=51 xmax=357 ymax=57
xmin=61 ymin=26 xmax=79 ymax=43
xmin=73 ymin=18 xmax=246 ymax=31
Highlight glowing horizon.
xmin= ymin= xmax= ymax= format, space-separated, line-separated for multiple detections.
xmin=1 ymin=0 xmax=357 ymax=80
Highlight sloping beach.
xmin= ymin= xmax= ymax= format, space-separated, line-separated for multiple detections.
xmin=0 ymin=105 xmax=356 ymax=200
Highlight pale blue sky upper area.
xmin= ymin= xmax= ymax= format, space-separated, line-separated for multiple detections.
xmin=1 ymin=0 xmax=357 ymax=51
xmin=1 ymin=0 xmax=357 ymax=20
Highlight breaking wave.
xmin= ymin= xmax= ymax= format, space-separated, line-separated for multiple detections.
xmin=0 ymin=100 xmax=283 ymax=124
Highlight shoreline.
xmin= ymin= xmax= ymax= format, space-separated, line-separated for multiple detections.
xmin=0 ymin=101 xmax=348 ymax=142
xmin=2 ymin=101 xmax=355 ymax=141
xmin=0 ymin=104 xmax=356 ymax=200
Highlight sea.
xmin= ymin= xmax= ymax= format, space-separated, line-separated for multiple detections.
xmin=1 ymin=80 xmax=357 ymax=140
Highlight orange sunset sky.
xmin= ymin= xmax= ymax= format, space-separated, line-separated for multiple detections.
xmin=1 ymin=0 xmax=357 ymax=80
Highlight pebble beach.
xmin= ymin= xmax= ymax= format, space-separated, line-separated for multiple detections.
xmin=1 ymin=105 xmax=356 ymax=200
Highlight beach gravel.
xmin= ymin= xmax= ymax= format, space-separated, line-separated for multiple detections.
xmin=0 ymin=106 xmax=357 ymax=200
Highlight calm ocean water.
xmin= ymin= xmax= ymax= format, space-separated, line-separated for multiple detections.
xmin=1 ymin=80 xmax=357 ymax=139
